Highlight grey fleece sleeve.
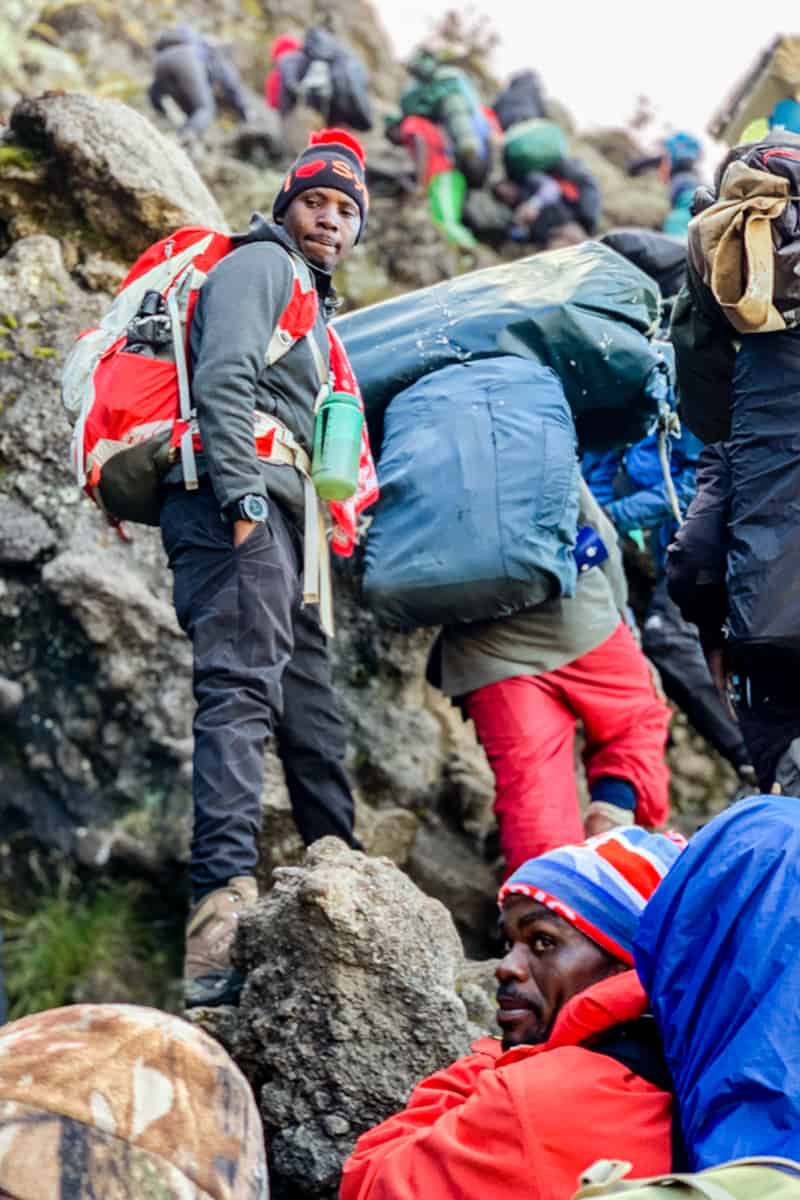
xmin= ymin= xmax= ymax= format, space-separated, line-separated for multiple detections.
xmin=190 ymin=242 xmax=293 ymax=512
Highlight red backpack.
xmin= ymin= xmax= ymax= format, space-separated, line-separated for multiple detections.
xmin=62 ymin=225 xmax=320 ymax=527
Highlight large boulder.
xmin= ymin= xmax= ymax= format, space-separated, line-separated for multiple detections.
xmin=572 ymin=138 xmax=670 ymax=231
xmin=2 ymin=92 xmax=226 ymax=257
xmin=233 ymin=838 xmax=473 ymax=1199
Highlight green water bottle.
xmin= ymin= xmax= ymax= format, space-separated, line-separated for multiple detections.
xmin=311 ymin=390 xmax=364 ymax=501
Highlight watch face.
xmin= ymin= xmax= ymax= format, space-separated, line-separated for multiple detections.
xmin=243 ymin=495 xmax=268 ymax=521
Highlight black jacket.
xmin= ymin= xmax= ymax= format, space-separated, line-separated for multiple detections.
xmin=671 ymin=130 xmax=800 ymax=444
xmin=668 ymin=329 xmax=800 ymax=655
xmin=666 ymin=442 xmax=730 ymax=653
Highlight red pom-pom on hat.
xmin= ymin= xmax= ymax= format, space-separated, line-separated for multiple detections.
xmin=270 ymin=34 xmax=302 ymax=61
xmin=308 ymin=128 xmax=367 ymax=168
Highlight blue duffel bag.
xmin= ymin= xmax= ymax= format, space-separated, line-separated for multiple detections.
xmin=363 ymin=356 xmax=580 ymax=628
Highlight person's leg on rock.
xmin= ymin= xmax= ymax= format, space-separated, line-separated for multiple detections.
xmin=277 ymin=600 xmax=360 ymax=848
xmin=643 ymin=578 xmax=751 ymax=776
xmin=465 ymin=675 xmax=583 ymax=877
xmin=161 ymin=483 xmax=300 ymax=1007
xmin=728 ymin=645 xmax=800 ymax=792
xmin=566 ymin=622 xmax=671 ymax=837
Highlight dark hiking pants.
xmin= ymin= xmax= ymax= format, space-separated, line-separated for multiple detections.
xmin=160 ymin=481 xmax=356 ymax=901
xmin=642 ymin=578 xmax=750 ymax=771
xmin=728 ymin=643 xmax=800 ymax=792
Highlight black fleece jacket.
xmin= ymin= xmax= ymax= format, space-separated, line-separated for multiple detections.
xmin=666 ymin=442 xmax=731 ymax=653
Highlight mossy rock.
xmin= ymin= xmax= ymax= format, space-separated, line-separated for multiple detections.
xmin=0 ymin=142 xmax=45 ymax=174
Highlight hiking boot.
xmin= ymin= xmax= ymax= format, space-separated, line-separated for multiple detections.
xmin=184 ymin=876 xmax=258 ymax=1009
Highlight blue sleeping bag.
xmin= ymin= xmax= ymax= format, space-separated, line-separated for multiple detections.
xmin=363 ymin=357 xmax=579 ymax=628
xmin=635 ymin=796 xmax=800 ymax=1168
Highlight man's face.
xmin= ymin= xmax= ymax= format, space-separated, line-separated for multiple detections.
xmin=282 ymin=187 xmax=361 ymax=272
xmin=495 ymin=896 xmax=624 ymax=1050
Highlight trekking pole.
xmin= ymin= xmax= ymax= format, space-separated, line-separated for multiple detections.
xmin=657 ymin=405 xmax=684 ymax=527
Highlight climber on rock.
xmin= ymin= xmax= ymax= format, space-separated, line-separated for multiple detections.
xmin=264 ymin=26 xmax=373 ymax=131
xmin=148 ymin=25 xmax=250 ymax=152
xmin=668 ymin=130 xmax=800 ymax=794
xmin=583 ymin=431 xmax=754 ymax=785
xmin=159 ymin=130 xmax=374 ymax=1009
xmin=384 ymin=112 xmax=477 ymax=249
xmin=427 ymin=478 xmax=671 ymax=878
xmin=400 ymin=47 xmax=493 ymax=190
xmin=493 ymin=151 xmax=601 ymax=249
xmin=340 ymin=826 xmax=684 ymax=1200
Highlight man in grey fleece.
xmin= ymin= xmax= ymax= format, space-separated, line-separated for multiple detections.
xmin=149 ymin=25 xmax=249 ymax=150
xmin=159 ymin=131 xmax=368 ymax=1008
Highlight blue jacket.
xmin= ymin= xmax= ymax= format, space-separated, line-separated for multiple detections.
xmin=583 ymin=429 xmax=702 ymax=572
xmin=635 ymin=796 xmax=800 ymax=1168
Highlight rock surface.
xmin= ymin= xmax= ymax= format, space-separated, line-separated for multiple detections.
xmin=4 ymin=92 xmax=226 ymax=255
xmin=233 ymin=838 xmax=473 ymax=1199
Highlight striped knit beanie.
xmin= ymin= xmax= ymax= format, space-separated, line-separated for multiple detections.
xmin=498 ymin=827 xmax=686 ymax=965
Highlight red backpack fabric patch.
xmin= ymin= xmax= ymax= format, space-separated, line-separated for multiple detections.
xmin=63 ymin=227 xmax=319 ymax=524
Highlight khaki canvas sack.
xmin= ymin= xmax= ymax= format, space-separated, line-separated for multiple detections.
xmin=573 ymin=1156 xmax=800 ymax=1200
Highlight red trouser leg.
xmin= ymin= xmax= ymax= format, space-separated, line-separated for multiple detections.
xmin=558 ymin=622 xmax=672 ymax=828
xmin=465 ymin=675 xmax=584 ymax=877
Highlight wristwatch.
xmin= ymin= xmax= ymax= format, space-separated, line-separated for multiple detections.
xmin=230 ymin=494 xmax=269 ymax=523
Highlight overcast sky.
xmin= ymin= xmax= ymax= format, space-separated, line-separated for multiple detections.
xmin=376 ymin=5 xmax=793 ymax=165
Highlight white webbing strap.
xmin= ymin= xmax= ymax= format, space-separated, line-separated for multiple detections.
xmin=258 ymin=253 xmax=334 ymax=635
xmin=256 ymin=410 xmax=334 ymax=638
xmin=167 ymin=287 xmax=198 ymax=491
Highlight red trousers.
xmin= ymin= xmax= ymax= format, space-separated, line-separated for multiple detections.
xmin=465 ymin=622 xmax=671 ymax=876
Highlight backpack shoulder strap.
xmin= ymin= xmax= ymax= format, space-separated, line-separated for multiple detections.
xmin=264 ymin=249 xmax=327 ymax=392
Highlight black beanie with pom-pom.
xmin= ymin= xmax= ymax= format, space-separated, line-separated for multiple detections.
xmin=273 ymin=128 xmax=368 ymax=240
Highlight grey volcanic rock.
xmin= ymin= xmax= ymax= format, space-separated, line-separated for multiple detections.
xmin=234 ymin=838 xmax=472 ymax=1198
xmin=0 ymin=498 xmax=56 ymax=563
xmin=6 ymin=92 xmax=226 ymax=256
xmin=456 ymin=957 xmax=501 ymax=1039
xmin=407 ymin=819 xmax=499 ymax=958
xmin=0 ymin=235 xmax=73 ymax=313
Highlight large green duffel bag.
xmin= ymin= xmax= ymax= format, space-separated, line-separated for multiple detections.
xmin=333 ymin=240 xmax=665 ymax=454
xmin=573 ymin=1156 xmax=800 ymax=1200
xmin=503 ymin=116 xmax=567 ymax=181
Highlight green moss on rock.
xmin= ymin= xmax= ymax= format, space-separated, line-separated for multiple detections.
xmin=0 ymin=143 xmax=42 ymax=173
